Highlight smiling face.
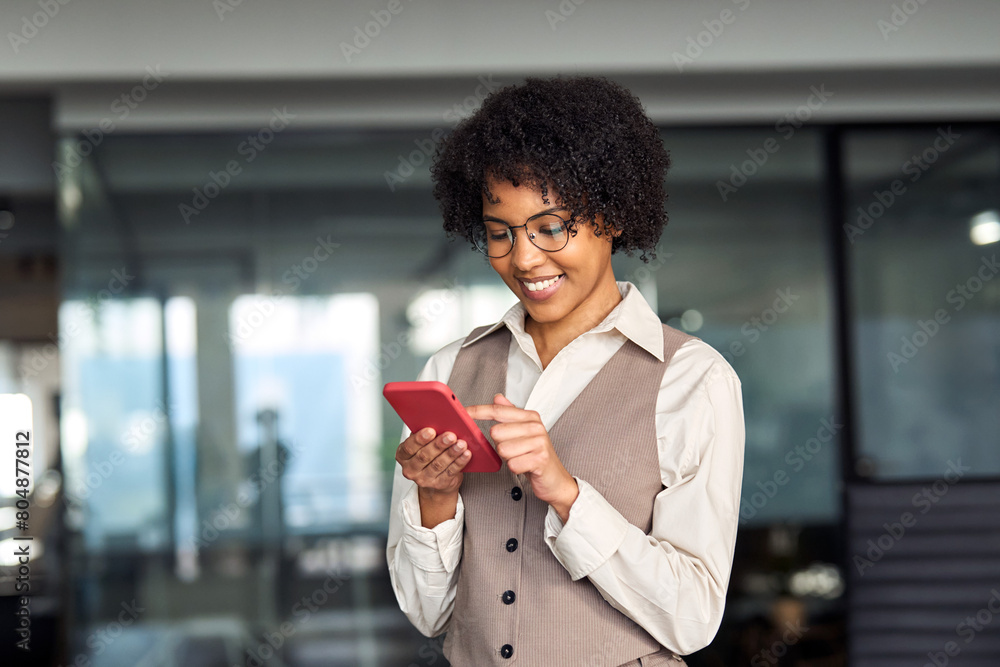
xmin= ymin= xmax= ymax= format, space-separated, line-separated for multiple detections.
xmin=481 ymin=175 xmax=622 ymax=331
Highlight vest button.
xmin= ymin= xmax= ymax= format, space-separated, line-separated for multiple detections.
xmin=500 ymin=643 xmax=513 ymax=658
xmin=510 ymin=486 xmax=523 ymax=501
xmin=505 ymin=538 xmax=518 ymax=552
xmin=502 ymin=590 xmax=516 ymax=604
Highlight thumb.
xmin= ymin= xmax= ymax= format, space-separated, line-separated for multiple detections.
xmin=494 ymin=393 xmax=515 ymax=407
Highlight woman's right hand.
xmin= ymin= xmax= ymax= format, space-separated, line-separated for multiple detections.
xmin=396 ymin=427 xmax=472 ymax=496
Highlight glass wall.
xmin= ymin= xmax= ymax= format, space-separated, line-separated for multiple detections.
xmin=50 ymin=122 xmax=850 ymax=665
xmin=845 ymin=126 xmax=1000 ymax=480
xmin=654 ymin=128 xmax=838 ymax=528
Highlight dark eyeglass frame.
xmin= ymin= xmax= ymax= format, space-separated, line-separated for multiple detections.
xmin=474 ymin=212 xmax=573 ymax=258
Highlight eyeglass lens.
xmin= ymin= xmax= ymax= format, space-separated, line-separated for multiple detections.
xmin=476 ymin=214 xmax=569 ymax=257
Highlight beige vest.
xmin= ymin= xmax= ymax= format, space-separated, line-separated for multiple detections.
xmin=442 ymin=323 xmax=696 ymax=666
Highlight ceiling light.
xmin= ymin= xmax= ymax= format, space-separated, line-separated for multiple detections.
xmin=970 ymin=210 xmax=1000 ymax=246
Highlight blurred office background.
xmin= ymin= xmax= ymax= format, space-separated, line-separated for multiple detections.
xmin=1 ymin=1 xmax=999 ymax=665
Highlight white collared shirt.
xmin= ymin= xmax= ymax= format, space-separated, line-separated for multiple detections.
xmin=385 ymin=281 xmax=745 ymax=655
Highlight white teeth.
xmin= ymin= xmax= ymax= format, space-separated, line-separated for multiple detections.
xmin=524 ymin=276 xmax=560 ymax=292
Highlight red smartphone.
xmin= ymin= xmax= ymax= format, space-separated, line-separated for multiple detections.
xmin=383 ymin=381 xmax=501 ymax=473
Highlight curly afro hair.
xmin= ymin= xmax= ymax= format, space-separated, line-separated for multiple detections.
xmin=430 ymin=75 xmax=670 ymax=262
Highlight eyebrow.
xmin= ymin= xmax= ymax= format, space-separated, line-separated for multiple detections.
xmin=482 ymin=206 xmax=570 ymax=225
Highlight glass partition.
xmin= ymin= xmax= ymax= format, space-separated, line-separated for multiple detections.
xmin=844 ymin=126 xmax=1000 ymax=480
xmin=54 ymin=124 xmax=844 ymax=665
xmin=647 ymin=128 xmax=838 ymax=526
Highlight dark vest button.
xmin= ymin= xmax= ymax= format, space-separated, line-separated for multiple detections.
xmin=505 ymin=538 xmax=518 ymax=552
xmin=500 ymin=643 xmax=513 ymax=658
xmin=502 ymin=590 xmax=515 ymax=604
xmin=510 ymin=486 xmax=523 ymax=501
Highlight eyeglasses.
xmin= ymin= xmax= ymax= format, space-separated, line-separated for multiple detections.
xmin=473 ymin=213 xmax=571 ymax=258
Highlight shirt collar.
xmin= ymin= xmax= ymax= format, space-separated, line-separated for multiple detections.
xmin=461 ymin=281 xmax=665 ymax=362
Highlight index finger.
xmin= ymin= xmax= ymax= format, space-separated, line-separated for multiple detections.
xmin=465 ymin=403 xmax=530 ymax=423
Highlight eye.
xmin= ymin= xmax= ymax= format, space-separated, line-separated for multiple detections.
xmin=536 ymin=218 xmax=567 ymax=237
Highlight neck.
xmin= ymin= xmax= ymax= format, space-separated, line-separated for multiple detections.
xmin=525 ymin=272 xmax=623 ymax=367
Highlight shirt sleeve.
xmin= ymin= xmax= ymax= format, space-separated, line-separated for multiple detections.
xmin=543 ymin=368 xmax=745 ymax=655
xmin=385 ymin=340 xmax=467 ymax=637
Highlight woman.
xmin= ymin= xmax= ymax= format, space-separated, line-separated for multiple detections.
xmin=386 ymin=76 xmax=745 ymax=666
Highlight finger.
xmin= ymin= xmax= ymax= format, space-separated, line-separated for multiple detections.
xmin=490 ymin=420 xmax=546 ymax=443
xmin=443 ymin=446 xmax=473 ymax=477
xmin=501 ymin=436 xmax=562 ymax=476
xmin=505 ymin=452 xmax=539 ymax=477
xmin=463 ymin=404 xmax=493 ymax=420
xmin=466 ymin=402 xmax=534 ymax=423
xmin=494 ymin=434 xmax=540 ymax=462
xmin=494 ymin=393 xmax=515 ymax=407
xmin=425 ymin=439 xmax=470 ymax=477
xmin=411 ymin=431 xmax=458 ymax=468
xmin=397 ymin=427 xmax=436 ymax=460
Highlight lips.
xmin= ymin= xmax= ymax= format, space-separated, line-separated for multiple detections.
xmin=517 ymin=274 xmax=564 ymax=301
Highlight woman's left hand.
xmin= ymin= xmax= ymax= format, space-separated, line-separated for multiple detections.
xmin=466 ymin=394 xmax=579 ymax=522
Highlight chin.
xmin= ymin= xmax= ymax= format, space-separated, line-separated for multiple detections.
xmin=521 ymin=298 xmax=569 ymax=323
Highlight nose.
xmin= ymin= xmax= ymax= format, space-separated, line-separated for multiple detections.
xmin=509 ymin=226 xmax=545 ymax=272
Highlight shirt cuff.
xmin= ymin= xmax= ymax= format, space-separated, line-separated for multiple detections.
xmin=399 ymin=484 xmax=465 ymax=574
xmin=543 ymin=477 xmax=630 ymax=581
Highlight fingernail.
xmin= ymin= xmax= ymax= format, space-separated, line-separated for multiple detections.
xmin=443 ymin=433 xmax=456 ymax=445
xmin=452 ymin=440 xmax=466 ymax=452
